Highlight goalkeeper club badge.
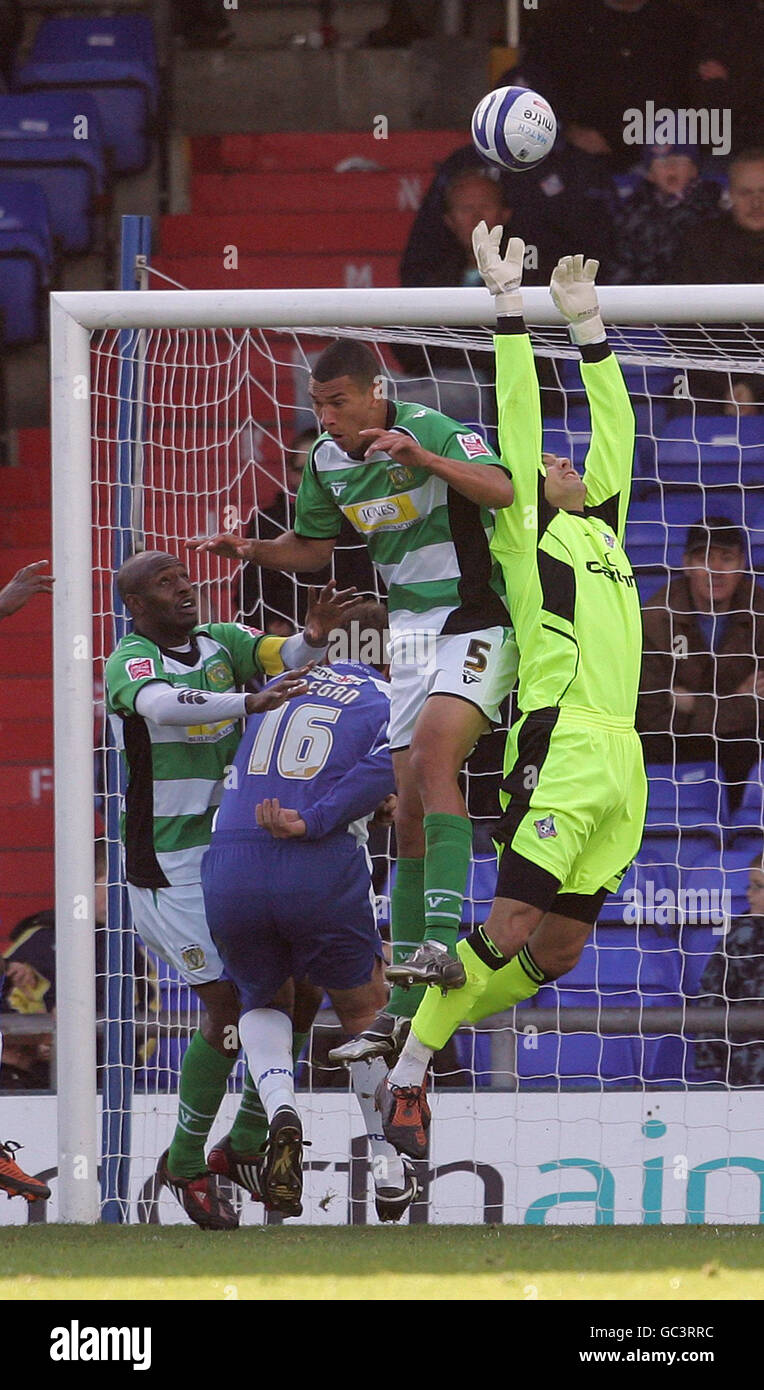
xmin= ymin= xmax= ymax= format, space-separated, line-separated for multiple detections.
xmin=205 ymin=660 xmax=233 ymax=691
xmin=457 ymin=432 xmax=491 ymax=459
xmin=534 ymin=815 xmax=558 ymax=839
xmin=126 ymin=657 xmax=156 ymax=681
xmin=181 ymin=945 xmax=206 ymax=972
xmin=604 ymin=532 xmax=616 ymax=549
xmin=386 ymin=463 xmax=415 ymax=489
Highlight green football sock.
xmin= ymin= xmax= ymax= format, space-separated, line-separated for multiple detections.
xmin=168 ymin=1030 xmax=236 ymax=1179
xmin=229 ymin=1031 xmax=308 ymax=1155
xmin=422 ymin=812 xmax=473 ymax=954
xmin=411 ymin=937 xmax=491 ymax=1051
xmin=465 ymin=946 xmax=546 ymax=1025
xmin=388 ymin=856 xmax=426 ymax=1020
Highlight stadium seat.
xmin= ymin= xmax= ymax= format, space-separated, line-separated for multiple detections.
xmin=0 ymin=176 xmax=52 ymax=343
xmin=637 ymin=414 xmax=764 ymax=488
xmin=13 ymin=14 xmax=158 ymax=175
xmin=626 ymin=487 xmax=764 ymax=573
xmin=727 ymin=758 xmax=764 ymax=837
xmin=645 ymin=760 xmax=726 ymax=837
xmin=0 ymin=93 xmax=106 ymax=253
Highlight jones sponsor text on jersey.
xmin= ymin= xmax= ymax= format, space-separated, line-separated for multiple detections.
xmin=344 ymin=493 xmax=419 ymax=533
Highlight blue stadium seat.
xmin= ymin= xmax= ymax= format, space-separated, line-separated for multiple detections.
xmin=0 ymin=176 xmax=52 ymax=343
xmin=637 ymin=414 xmax=764 ymax=488
xmin=13 ymin=15 xmax=158 ymax=175
xmin=728 ymin=759 xmax=764 ymax=837
xmin=517 ymin=1029 xmax=643 ymax=1089
xmin=0 ymin=93 xmax=106 ymax=253
xmin=626 ymin=487 xmax=764 ymax=573
xmin=645 ymin=760 xmax=726 ymax=837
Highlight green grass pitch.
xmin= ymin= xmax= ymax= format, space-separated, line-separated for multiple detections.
xmin=1 ymin=1225 xmax=762 ymax=1300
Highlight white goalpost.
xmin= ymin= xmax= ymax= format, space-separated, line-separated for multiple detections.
xmin=51 ymin=284 xmax=764 ymax=1226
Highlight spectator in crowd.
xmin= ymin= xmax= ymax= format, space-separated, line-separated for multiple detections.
xmin=236 ymin=428 xmax=376 ymax=631
xmin=0 ymin=841 xmax=158 ymax=1090
xmin=610 ymin=144 xmax=721 ymax=284
xmin=694 ymin=852 xmax=764 ymax=1087
xmin=671 ymin=148 xmax=764 ymax=284
xmin=637 ymin=517 xmax=764 ymax=806
xmin=670 ymin=148 xmax=764 ymax=411
xmin=690 ymin=0 xmax=764 ymax=153
xmin=507 ymin=0 xmax=697 ymax=171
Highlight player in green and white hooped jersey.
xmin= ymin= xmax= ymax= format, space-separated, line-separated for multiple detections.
xmin=106 ymin=550 xmax=358 ymax=1227
xmin=191 ymin=337 xmax=519 ymax=1059
xmin=377 ymin=233 xmax=648 ymax=1158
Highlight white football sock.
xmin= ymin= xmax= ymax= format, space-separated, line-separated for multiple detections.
xmin=350 ymin=1057 xmax=405 ymax=1189
xmin=388 ymin=1031 xmax=433 ymax=1089
xmin=238 ymin=1008 xmax=296 ymax=1124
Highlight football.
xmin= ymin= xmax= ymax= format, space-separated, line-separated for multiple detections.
xmin=471 ymin=85 xmax=557 ymax=172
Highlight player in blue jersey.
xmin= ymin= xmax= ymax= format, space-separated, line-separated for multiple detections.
xmin=201 ymin=602 xmax=419 ymax=1222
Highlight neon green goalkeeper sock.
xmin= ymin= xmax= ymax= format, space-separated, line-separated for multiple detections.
xmin=422 ymin=812 xmax=473 ymax=954
xmin=388 ymin=856 xmax=426 ymax=1020
xmin=168 ymin=1030 xmax=235 ymax=1178
xmin=229 ymin=1031 xmax=308 ymax=1154
xmin=465 ymin=945 xmax=547 ymax=1025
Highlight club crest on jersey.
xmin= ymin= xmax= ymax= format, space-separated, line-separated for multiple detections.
xmin=126 ymin=657 xmax=156 ymax=681
xmin=181 ymin=945 xmax=206 ymax=971
xmin=534 ymin=815 xmax=557 ymax=839
xmin=457 ymin=431 xmax=491 ymax=459
xmin=603 ymin=532 xmax=616 ymax=549
xmin=386 ymin=463 xmax=415 ymax=489
xmin=205 ymin=660 xmax=233 ymax=691
xmin=328 ymin=480 xmax=347 ymax=498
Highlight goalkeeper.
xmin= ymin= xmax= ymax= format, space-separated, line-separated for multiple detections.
xmin=377 ymin=228 xmax=648 ymax=1156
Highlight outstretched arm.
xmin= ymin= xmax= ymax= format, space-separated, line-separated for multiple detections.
xmin=472 ymin=222 xmax=544 ymax=555
xmin=550 ymin=254 xmax=635 ymax=542
xmin=188 ymin=529 xmax=336 ymax=573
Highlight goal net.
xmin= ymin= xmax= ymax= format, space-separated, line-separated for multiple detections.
xmin=51 ymin=284 xmax=764 ymax=1227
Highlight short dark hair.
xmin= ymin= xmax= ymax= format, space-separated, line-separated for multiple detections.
xmin=684 ymin=516 xmax=745 ymax=556
xmin=311 ymin=339 xmax=379 ymax=389
xmin=116 ymin=550 xmax=180 ymax=604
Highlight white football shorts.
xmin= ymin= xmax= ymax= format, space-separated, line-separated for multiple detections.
xmin=127 ymin=880 xmax=224 ymax=986
xmin=387 ymin=624 xmax=518 ymax=751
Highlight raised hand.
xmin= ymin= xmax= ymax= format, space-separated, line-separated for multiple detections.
xmin=304 ymin=579 xmax=360 ymax=646
xmin=245 ymin=665 xmax=312 ymax=714
xmin=549 ymin=253 xmax=604 ymax=344
xmin=186 ymin=532 xmax=253 ymax=561
xmin=0 ymin=561 xmax=54 ymax=619
xmin=471 ymin=221 xmax=526 ymax=315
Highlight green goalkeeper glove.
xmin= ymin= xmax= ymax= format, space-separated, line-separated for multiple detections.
xmin=472 ymin=221 xmax=525 ymax=317
xmin=549 ymin=253 xmax=605 ymax=346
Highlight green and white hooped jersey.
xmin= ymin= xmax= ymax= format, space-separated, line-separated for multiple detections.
xmin=105 ymin=623 xmax=289 ymax=889
xmin=294 ymin=401 xmax=512 ymax=638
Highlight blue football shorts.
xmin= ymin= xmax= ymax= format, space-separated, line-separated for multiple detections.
xmin=201 ymin=830 xmax=383 ymax=1011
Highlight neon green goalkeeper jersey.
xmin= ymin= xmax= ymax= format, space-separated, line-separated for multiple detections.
xmin=294 ymin=401 xmax=512 ymax=636
xmin=490 ymin=329 xmax=643 ymax=722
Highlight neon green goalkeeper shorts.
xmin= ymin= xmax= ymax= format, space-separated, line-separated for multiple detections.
xmin=494 ymin=705 xmax=647 ymax=904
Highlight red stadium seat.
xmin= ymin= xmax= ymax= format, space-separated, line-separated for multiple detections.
xmin=160 ymin=210 xmax=414 ymax=256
